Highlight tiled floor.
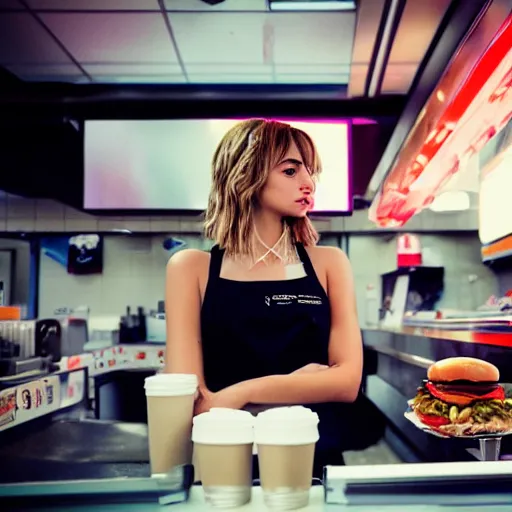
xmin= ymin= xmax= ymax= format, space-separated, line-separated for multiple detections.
xmin=343 ymin=440 xmax=403 ymax=465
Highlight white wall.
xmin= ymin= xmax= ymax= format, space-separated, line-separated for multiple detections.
xmin=37 ymin=231 xmax=498 ymax=321
xmin=349 ymin=233 xmax=498 ymax=321
xmin=37 ymin=234 xmax=345 ymax=318
xmin=38 ymin=235 xmax=212 ymax=318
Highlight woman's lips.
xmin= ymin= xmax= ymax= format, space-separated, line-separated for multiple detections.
xmin=296 ymin=197 xmax=314 ymax=211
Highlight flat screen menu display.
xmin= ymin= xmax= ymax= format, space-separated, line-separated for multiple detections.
xmin=83 ymin=119 xmax=352 ymax=213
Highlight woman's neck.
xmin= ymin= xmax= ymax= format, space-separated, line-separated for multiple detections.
xmin=253 ymin=209 xmax=285 ymax=249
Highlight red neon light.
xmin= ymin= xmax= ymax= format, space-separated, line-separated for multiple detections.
xmin=371 ymin=15 xmax=512 ymax=227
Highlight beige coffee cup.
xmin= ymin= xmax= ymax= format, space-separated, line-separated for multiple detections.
xmin=192 ymin=408 xmax=254 ymax=508
xmin=144 ymin=373 xmax=198 ymax=476
xmin=255 ymin=406 xmax=319 ymax=510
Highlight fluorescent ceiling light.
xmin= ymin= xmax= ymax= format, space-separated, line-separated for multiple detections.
xmin=270 ymin=1 xmax=356 ymax=11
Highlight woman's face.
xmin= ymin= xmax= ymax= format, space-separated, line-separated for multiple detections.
xmin=258 ymin=141 xmax=315 ymax=218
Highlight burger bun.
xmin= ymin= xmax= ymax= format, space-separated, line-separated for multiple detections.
xmin=427 ymin=357 xmax=499 ymax=383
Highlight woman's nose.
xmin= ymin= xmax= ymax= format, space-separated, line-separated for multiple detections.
xmin=300 ymin=173 xmax=314 ymax=194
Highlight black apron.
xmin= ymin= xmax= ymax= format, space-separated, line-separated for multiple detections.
xmin=200 ymin=243 xmax=346 ymax=477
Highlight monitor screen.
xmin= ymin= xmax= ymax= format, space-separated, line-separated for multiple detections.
xmin=83 ymin=119 xmax=352 ymax=213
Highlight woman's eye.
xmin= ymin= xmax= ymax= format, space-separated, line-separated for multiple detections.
xmin=283 ymin=168 xmax=296 ymax=176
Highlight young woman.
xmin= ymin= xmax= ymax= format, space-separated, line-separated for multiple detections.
xmin=165 ymin=119 xmax=363 ymax=475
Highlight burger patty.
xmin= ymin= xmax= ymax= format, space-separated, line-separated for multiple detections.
xmin=431 ymin=382 xmax=502 ymax=396
xmin=412 ymin=388 xmax=512 ymax=424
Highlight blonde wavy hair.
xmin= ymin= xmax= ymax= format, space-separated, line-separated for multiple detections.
xmin=204 ymin=119 xmax=321 ymax=257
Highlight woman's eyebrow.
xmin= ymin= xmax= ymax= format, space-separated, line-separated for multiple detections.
xmin=278 ymin=157 xmax=303 ymax=166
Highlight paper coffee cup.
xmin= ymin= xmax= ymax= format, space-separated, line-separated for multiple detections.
xmin=193 ymin=408 xmax=254 ymax=508
xmin=255 ymin=406 xmax=319 ymax=510
xmin=144 ymin=373 xmax=198 ymax=476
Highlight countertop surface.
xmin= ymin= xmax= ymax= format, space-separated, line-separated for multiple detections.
xmin=364 ymin=326 xmax=512 ymax=348
xmin=1 ymin=418 xmax=511 ymax=510
xmin=177 ymin=486 xmax=511 ymax=512
xmin=0 ymin=418 xmax=150 ymax=484
xmin=2 ymin=485 xmax=512 ymax=511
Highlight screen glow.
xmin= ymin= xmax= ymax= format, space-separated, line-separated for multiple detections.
xmin=84 ymin=119 xmax=351 ymax=213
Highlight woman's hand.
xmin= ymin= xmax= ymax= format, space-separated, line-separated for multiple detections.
xmin=194 ymin=382 xmax=250 ymax=415
xmin=194 ymin=386 xmax=214 ymax=416
xmin=292 ymin=363 xmax=330 ymax=374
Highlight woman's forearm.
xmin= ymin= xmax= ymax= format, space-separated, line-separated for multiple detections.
xmin=240 ymin=366 xmax=360 ymax=406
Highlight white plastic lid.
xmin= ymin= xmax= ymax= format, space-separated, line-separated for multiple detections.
xmin=144 ymin=373 xmax=198 ymax=397
xmin=192 ymin=408 xmax=254 ymax=445
xmin=254 ymin=406 xmax=319 ymax=446
xmin=209 ymin=408 xmax=253 ymax=417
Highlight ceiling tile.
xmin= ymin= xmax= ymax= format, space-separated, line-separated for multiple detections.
xmin=348 ymin=0 xmax=385 ymax=97
xmin=164 ymin=0 xmax=267 ymax=11
xmin=382 ymin=0 xmax=451 ymax=93
xmin=0 ymin=13 xmax=73 ymax=64
xmin=274 ymin=73 xmax=349 ymax=84
xmin=271 ymin=12 xmax=355 ymax=64
xmin=274 ymin=63 xmax=350 ymax=74
xmin=7 ymin=62 xmax=80 ymax=73
xmin=170 ymin=12 xmax=355 ymax=68
xmin=380 ymin=63 xmax=418 ymax=94
xmin=170 ymin=12 xmax=268 ymax=64
xmin=27 ymin=0 xmax=159 ymax=10
xmin=83 ymin=62 xmax=182 ymax=75
xmin=0 ymin=0 xmax=23 ymax=10
xmin=39 ymin=12 xmax=178 ymax=63
xmin=91 ymin=74 xmax=186 ymax=84
xmin=17 ymin=74 xmax=86 ymax=82
xmin=348 ymin=63 xmax=369 ymax=97
xmin=6 ymin=63 xmax=86 ymax=81
xmin=186 ymin=63 xmax=271 ymax=74
xmin=187 ymin=73 xmax=273 ymax=83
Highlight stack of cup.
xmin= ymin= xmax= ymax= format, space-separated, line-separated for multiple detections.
xmin=254 ymin=406 xmax=319 ymax=510
xmin=144 ymin=373 xmax=198 ymax=477
xmin=192 ymin=408 xmax=254 ymax=508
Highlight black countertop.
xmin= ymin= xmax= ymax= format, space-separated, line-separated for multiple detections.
xmin=0 ymin=418 xmax=151 ymax=484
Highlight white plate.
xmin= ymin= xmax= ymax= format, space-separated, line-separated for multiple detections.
xmin=404 ymin=410 xmax=512 ymax=439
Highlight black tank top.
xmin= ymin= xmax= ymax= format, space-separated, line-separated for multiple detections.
xmin=201 ymin=243 xmax=346 ymax=471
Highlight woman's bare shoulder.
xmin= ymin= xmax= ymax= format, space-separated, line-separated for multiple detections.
xmin=305 ymin=246 xmax=351 ymax=289
xmin=166 ymin=249 xmax=210 ymax=277
xmin=305 ymin=245 xmax=347 ymax=265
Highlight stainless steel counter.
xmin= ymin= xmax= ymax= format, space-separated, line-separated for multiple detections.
xmin=1 ymin=482 xmax=511 ymax=511
xmin=0 ymin=418 xmax=150 ymax=484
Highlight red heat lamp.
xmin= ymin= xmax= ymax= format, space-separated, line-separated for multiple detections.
xmin=370 ymin=15 xmax=512 ymax=227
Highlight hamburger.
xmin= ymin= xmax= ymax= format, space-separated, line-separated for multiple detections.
xmin=411 ymin=357 xmax=512 ymax=436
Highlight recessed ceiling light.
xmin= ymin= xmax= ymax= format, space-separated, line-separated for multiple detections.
xmin=270 ymin=0 xmax=356 ymax=11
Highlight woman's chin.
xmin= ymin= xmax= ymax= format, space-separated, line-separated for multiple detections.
xmin=277 ymin=207 xmax=310 ymax=219
xmin=281 ymin=210 xmax=307 ymax=219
